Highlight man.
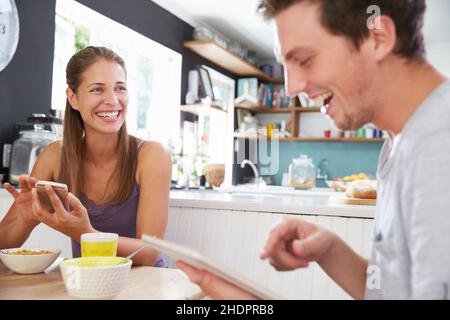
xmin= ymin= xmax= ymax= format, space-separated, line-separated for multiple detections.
xmin=178 ymin=0 xmax=450 ymax=299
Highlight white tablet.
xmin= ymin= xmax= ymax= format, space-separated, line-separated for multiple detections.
xmin=141 ymin=235 xmax=283 ymax=300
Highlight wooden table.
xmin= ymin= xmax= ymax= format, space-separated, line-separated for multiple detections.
xmin=0 ymin=261 xmax=204 ymax=300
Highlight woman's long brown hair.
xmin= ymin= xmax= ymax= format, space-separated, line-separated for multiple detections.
xmin=58 ymin=46 xmax=137 ymax=204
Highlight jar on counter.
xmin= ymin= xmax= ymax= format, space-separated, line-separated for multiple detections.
xmin=9 ymin=125 xmax=57 ymax=185
xmin=289 ymin=155 xmax=316 ymax=190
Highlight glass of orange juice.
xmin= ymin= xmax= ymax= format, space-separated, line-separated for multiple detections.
xmin=81 ymin=233 xmax=118 ymax=257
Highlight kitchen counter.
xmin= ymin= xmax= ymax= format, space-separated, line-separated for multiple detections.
xmin=169 ymin=189 xmax=375 ymax=219
xmin=1 ymin=188 xmax=376 ymax=219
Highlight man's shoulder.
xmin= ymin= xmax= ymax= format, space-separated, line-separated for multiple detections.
xmin=399 ymin=81 xmax=450 ymax=148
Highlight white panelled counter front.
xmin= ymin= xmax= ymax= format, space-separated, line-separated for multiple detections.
xmin=1 ymin=188 xmax=375 ymax=300
xmin=166 ymin=189 xmax=375 ymax=300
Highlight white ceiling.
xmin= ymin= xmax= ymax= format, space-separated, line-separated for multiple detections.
xmin=152 ymin=0 xmax=276 ymax=60
xmin=152 ymin=0 xmax=450 ymax=61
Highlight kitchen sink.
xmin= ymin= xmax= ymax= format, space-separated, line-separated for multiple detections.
xmin=217 ymin=184 xmax=340 ymax=197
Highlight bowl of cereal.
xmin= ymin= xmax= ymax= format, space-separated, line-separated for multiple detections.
xmin=0 ymin=247 xmax=61 ymax=274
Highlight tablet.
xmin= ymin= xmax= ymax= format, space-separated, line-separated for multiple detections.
xmin=141 ymin=235 xmax=283 ymax=300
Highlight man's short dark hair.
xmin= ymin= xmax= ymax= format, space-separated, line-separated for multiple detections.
xmin=258 ymin=0 xmax=426 ymax=61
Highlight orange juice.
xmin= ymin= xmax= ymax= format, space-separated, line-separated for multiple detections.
xmin=81 ymin=233 xmax=118 ymax=257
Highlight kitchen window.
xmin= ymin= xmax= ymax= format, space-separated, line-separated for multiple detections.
xmin=177 ymin=66 xmax=235 ymax=187
xmin=51 ymin=0 xmax=182 ymax=146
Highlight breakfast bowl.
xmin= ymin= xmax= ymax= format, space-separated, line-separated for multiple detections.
xmin=60 ymin=256 xmax=132 ymax=300
xmin=0 ymin=247 xmax=61 ymax=274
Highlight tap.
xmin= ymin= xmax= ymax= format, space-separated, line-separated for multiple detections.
xmin=240 ymin=159 xmax=262 ymax=187
xmin=317 ymin=158 xmax=329 ymax=180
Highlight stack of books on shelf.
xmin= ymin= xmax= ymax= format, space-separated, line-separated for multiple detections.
xmin=235 ymin=78 xmax=290 ymax=108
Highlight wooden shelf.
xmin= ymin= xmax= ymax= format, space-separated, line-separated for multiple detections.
xmin=290 ymin=138 xmax=385 ymax=142
xmin=233 ymin=133 xmax=384 ymax=143
xmin=184 ymin=40 xmax=283 ymax=84
xmin=235 ymin=104 xmax=292 ymax=113
xmin=180 ymin=104 xmax=226 ymax=116
xmin=233 ymin=133 xmax=291 ymax=141
xmin=294 ymin=107 xmax=322 ymax=113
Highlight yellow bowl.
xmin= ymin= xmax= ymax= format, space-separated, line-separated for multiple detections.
xmin=60 ymin=256 xmax=132 ymax=300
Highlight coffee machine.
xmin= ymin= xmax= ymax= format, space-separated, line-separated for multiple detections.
xmin=5 ymin=113 xmax=62 ymax=185
xmin=12 ymin=113 xmax=63 ymax=141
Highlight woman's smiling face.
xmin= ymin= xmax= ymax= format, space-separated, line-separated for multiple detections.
xmin=67 ymin=58 xmax=128 ymax=135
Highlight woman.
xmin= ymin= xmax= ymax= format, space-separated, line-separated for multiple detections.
xmin=0 ymin=46 xmax=171 ymax=266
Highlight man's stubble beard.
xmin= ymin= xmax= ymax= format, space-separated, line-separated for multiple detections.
xmin=337 ymin=107 xmax=375 ymax=131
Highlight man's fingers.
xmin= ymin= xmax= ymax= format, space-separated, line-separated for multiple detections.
xmin=176 ymin=261 xmax=205 ymax=284
xmin=261 ymin=218 xmax=298 ymax=259
xmin=268 ymin=250 xmax=310 ymax=271
xmin=176 ymin=261 xmax=258 ymax=300
xmin=290 ymin=233 xmax=323 ymax=259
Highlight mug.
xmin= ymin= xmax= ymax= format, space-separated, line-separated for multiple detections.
xmin=81 ymin=233 xmax=118 ymax=257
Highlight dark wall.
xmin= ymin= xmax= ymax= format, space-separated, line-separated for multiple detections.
xmin=0 ymin=0 xmax=235 ymax=176
xmin=0 ymin=0 xmax=56 ymax=175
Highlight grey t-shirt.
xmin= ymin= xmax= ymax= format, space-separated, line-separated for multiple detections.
xmin=365 ymin=80 xmax=450 ymax=299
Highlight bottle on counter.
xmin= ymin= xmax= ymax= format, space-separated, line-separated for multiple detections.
xmin=281 ymin=170 xmax=290 ymax=187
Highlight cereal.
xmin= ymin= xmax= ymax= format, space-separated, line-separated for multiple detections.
xmin=8 ymin=249 xmax=52 ymax=255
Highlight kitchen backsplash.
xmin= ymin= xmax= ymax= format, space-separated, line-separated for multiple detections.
xmin=259 ymin=141 xmax=384 ymax=186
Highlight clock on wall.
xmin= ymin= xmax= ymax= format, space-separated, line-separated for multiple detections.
xmin=0 ymin=0 xmax=19 ymax=72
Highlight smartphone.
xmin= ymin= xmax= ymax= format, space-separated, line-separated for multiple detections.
xmin=36 ymin=180 xmax=69 ymax=212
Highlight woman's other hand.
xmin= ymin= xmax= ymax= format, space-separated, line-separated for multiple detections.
xmin=3 ymin=176 xmax=39 ymax=226
xmin=31 ymin=186 xmax=96 ymax=241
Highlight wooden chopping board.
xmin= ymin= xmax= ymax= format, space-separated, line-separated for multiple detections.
xmin=329 ymin=196 xmax=376 ymax=206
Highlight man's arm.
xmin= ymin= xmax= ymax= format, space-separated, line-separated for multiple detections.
xmin=316 ymin=235 xmax=368 ymax=300
xmin=179 ymin=217 xmax=369 ymax=300
xmin=261 ymin=217 xmax=368 ymax=299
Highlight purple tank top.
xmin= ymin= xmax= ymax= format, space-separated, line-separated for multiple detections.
xmin=71 ymin=142 xmax=167 ymax=267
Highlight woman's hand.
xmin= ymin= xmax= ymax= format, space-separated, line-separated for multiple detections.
xmin=176 ymin=261 xmax=258 ymax=300
xmin=31 ymin=186 xmax=96 ymax=241
xmin=260 ymin=216 xmax=336 ymax=271
xmin=3 ymin=176 xmax=39 ymax=226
